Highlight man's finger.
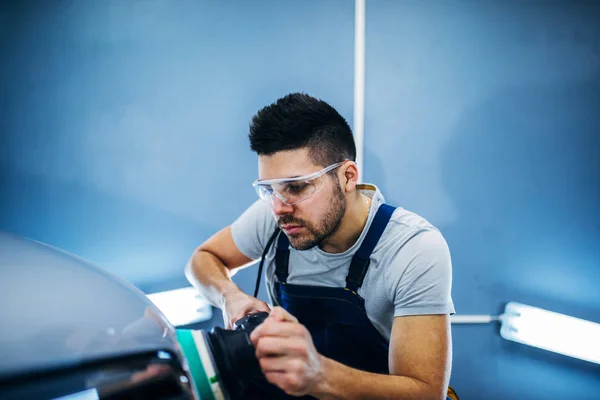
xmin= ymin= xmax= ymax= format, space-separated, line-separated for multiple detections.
xmin=269 ymin=306 xmax=298 ymax=323
xmin=259 ymin=354 xmax=304 ymax=374
xmin=250 ymin=318 xmax=305 ymax=343
xmin=255 ymin=336 xmax=308 ymax=358
xmin=254 ymin=301 xmax=271 ymax=313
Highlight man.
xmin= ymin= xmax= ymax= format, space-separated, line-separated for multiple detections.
xmin=185 ymin=93 xmax=455 ymax=400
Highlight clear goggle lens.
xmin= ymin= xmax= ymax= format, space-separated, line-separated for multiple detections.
xmin=252 ymin=161 xmax=346 ymax=206
xmin=255 ymin=180 xmax=320 ymax=206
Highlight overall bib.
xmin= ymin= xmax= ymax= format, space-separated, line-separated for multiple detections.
xmin=242 ymin=204 xmax=456 ymax=400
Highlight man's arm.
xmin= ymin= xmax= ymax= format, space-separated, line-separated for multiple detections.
xmin=185 ymin=226 xmax=271 ymax=328
xmin=185 ymin=226 xmax=251 ymax=306
xmin=315 ymin=314 xmax=451 ymax=400
xmin=251 ymin=308 xmax=451 ymax=400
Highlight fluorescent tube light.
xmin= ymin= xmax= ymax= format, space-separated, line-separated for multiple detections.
xmin=500 ymin=302 xmax=600 ymax=364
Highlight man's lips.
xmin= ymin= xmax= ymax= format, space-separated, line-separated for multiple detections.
xmin=281 ymin=224 xmax=303 ymax=233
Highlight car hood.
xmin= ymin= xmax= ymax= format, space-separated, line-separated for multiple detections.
xmin=0 ymin=232 xmax=179 ymax=379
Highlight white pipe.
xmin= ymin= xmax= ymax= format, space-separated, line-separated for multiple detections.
xmin=451 ymin=315 xmax=501 ymax=324
xmin=354 ymin=0 xmax=366 ymax=182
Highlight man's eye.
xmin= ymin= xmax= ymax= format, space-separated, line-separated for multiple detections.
xmin=287 ymin=183 xmax=308 ymax=194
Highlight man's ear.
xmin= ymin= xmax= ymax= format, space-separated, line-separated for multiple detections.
xmin=342 ymin=162 xmax=360 ymax=192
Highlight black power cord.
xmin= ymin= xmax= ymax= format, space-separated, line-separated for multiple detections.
xmin=252 ymin=228 xmax=281 ymax=299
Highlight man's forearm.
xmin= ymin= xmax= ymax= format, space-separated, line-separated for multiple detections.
xmin=313 ymin=356 xmax=445 ymax=400
xmin=185 ymin=250 xmax=241 ymax=307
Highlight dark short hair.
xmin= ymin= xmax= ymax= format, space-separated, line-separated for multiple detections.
xmin=249 ymin=93 xmax=356 ymax=167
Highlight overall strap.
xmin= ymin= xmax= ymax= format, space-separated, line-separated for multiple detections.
xmin=345 ymin=204 xmax=396 ymax=293
xmin=274 ymin=230 xmax=291 ymax=283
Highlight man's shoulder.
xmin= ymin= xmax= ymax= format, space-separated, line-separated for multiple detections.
xmin=231 ymin=199 xmax=278 ymax=260
xmin=388 ymin=206 xmax=438 ymax=232
xmin=374 ymin=204 xmax=444 ymax=255
xmin=361 ymin=184 xmax=438 ymax=234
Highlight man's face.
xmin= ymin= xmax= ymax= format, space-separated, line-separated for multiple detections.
xmin=257 ymin=149 xmax=346 ymax=250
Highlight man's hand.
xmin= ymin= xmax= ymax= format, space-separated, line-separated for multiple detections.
xmin=250 ymin=307 xmax=325 ymax=397
xmin=222 ymin=289 xmax=271 ymax=329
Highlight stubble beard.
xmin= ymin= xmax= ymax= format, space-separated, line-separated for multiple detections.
xmin=279 ymin=182 xmax=347 ymax=251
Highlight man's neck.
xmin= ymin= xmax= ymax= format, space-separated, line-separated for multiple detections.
xmin=319 ymin=192 xmax=371 ymax=254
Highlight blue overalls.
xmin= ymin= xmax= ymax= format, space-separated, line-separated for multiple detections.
xmin=241 ymin=204 xmax=397 ymax=399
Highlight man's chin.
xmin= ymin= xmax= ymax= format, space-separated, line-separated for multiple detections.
xmin=287 ymin=234 xmax=319 ymax=251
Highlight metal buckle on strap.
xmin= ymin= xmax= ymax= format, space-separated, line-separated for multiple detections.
xmin=345 ymin=257 xmax=370 ymax=292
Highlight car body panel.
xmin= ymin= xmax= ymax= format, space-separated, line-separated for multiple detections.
xmin=0 ymin=232 xmax=180 ymax=380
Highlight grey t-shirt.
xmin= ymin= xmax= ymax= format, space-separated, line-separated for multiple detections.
xmin=231 ymin=184 xmax=455 ymax=341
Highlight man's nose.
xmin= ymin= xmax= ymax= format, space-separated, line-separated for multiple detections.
xmin=272 ymin=195 xmax=294 ymax=216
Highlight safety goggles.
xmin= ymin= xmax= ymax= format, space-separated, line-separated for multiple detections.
xmin=252 ymin=161 xmax=346 ymax=206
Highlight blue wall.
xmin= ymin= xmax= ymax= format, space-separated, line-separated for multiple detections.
xmin=365 ymin=1 xmax=600 ymax=399
xmin=1 ymin=1 xmax=599 ymax=399
xmin=0 ymin=0 xmax=354 ymax=295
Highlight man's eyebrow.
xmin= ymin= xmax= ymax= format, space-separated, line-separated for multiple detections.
xmin=276 ymin=172 xmax=311 ymax=180
xmin=259 ymin=170 xmax=317 ymax=182
xmin=286 ymin=170 xmax=320 ymax=179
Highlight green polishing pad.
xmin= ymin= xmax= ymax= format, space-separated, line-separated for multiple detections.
xmin=176 ymin=329 xmax=224 ymax=400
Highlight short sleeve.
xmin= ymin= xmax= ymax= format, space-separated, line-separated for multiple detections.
xmin=385 ymin=229 xmax=455 ymax=317
xmin=230 ymin=199 xmax=278 ymax=260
